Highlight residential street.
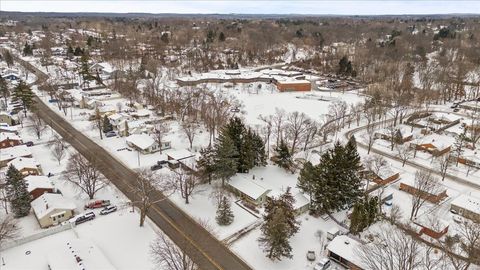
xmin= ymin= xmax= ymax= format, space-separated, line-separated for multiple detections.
xmin=17 ymin=55 xmax=252 ymax=270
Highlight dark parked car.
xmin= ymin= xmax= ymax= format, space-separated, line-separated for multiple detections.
xmin=74 ymin=212 xmax=95 ymax=225
xmin=105 ymin=131 xmax=117 ymax=137
xmin=151 ymin=164 xmax=163 ymax=171
xmin=24 ymin=141 xmax=34 ymax=147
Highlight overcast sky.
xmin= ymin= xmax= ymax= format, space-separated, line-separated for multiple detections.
xmin=1 ymin=1 xmax=479 ymax=15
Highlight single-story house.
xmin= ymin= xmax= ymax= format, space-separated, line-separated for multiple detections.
xmin=31 ymin=193 xmax=76 ymax=228
xmin=374 ymin=126 xmax=413 ymax=144
xmin=275 ymin=80 xmax=311 ymax=92
xmin=413 ymin=215 xmax=449 ymax=239
xmin=410 ymin=134 xmax=455 ymax=157
xmin=126 ymin=134 xmax=161 ymax=154
xmin=7 ymin=157 xmax=42 ymax=176
xmin=456 ymin=148 xmax=480 ymax=169
xmin=166 ymin=149 xmax=194 ymax=161
xmin=0 ymin=145 xmax=33 ymax=167
xmin=0 ymin=111 xmax=14 ymax=125
xmin=399 ymin=177 xmax=448 ymax=204
xmin=0 ymin=124 xmax=19 ymax=134
xmin=131 ymin=109 xmax=151 ymax=119
xmin=227 ymin=174 xmax=271 ymax=206
xmin=372 ymin=166 xmax=400 ymax=186
xmin=0 ymin=132 xmax=23 ymax=149
xmin=327 ymin=235 xmax=366 ymax=270
xmin=25 ymin=175 xmax=55 ymax=200
xmin=450 ymin=194 xmax=480 ymax=223
xmin=47 ymin=239 xmax=116 ymax=270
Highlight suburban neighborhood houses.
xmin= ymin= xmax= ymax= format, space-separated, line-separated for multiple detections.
xmin=0 ymin=2 xmax=480 ymax=270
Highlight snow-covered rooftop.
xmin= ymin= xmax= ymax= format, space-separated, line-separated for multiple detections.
xmin=0 ymin=132 xmax=22 ymax=142
xmin=326 ymin=235 xmax=365 ymax=268
xmin=451 ymin=194 xmax=480 ymax=215
xmin=126 ymin=134 xmax=155 ymax=150
xmin=228 ymin=174 xmax=270 ymax=199
xmin=47 ymin=239 xmax=116 ymax=270
xmin=25 ymin=175 xmax=54 ymax=193
xmin=7 ymin=157 xmax=40 ymax=170
xmin=0 ymin=145 xmax=32 ymax=162
xmin=31 ymin=193 xmax=76 ymax=219
xmin=166 ymin=149 xmax=195 ymax=161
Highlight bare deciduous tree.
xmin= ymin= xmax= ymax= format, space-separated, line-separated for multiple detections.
xmin=181 ymin=119 xmax=198 ymax=150
xmin=131 ymin=170 xmax=175 ymax=227
xmin=396 ymin=144 xmax=413 ymax=167
xmin=435 ymin=154 xmax=452 ymax=181
xmin=65 ymin=153 xmax=109 ymax=199
xmin=357 ymin=224 xmax=423 ymax=270
xmin=0 ymin=215 xmax=19 ymax=246
xmin=150 ymin=232 xmax=198 ymax=270
xmin=409 ymin=170 xmax=441 ymax=220
xmin=51 ymin=143 xmax=66 ymax=165
xmin=29 ymin=112 xmax=47 ymax=139
xmin=172 ymin=169 xmax=198 ymax=204
xmin=363 ymin=155 xmax=387 ymax=191
xmin=153 ymin=121 xmax=170 ymax=154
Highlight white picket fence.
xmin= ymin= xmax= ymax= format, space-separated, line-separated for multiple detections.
xmin=0 ymin=222 xmax=73 ymax=251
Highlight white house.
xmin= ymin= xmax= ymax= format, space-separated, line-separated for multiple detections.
xmin=31 ymin=193 xmax=76 ymax=228
xmin=89 ymin=62 xmax=114 ymax=79
xmin=228 ymin=175 xmax=271 ymax=206
xmin=126 ymin=134 xmax=163 ymax=154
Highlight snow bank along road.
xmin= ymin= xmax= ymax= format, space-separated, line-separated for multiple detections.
xmin=16 ymin=56 xmax=252 ymax=270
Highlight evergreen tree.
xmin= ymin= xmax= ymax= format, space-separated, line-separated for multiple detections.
xmin=273 ymin=139 xmax=293 ymax=171
xmin=218 ymin=32 xmax=226 ymax=42
xmin=214 ymin=134 xmax=238 ymax=186
xmin=5 ymin=165 xmax=31 ymax=217
xmin=216 ymin=196 xmax=234 ymax=225
xmin=102 ymin=115 xmax=113 ymax=133
xmin=197 ymin=146 xmax=216 ymax=184
xmin=11 ymin=80 xmax=35 ymax=117
xmin=258 ymin=188 xmax=299 ymax=261
xmin=74 ymin=46 xmax=83 ymax=56
xmin=23 ymin=42 xmax=33 ymax=56
xmin=297 ymin=161 xmax=316 ymax=204
xmin=251 ymin=131 xmax=267 ymax=167
xmin=0 ymin=76 xmax=9 ymax=106
xmin=239 ymin=128 xmax=255 ymax=173
xmin=349 ymin=197 xmax=378 ymax=234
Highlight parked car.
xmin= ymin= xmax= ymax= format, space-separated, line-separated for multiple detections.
xmin=24 ymin=141 xmax=34 ymax=147
xmin=48 ymin=99 xmax=59 ymax=103
xmin=74 ymin=212 xmax=95 ymax=225
xmin=453 ymin=215 xmax=463 ymax=223
xmin=450 ymin=209 xmax=458 ymax=215
xmin=453 ymin=108 xmax=460 ymax=112
xmin=384 ymin=200 xmax=393 ymax=206
xmin=150 ymin=164 xmax=163 ymax=171
xmin=157 ymin=160 xmax=168 ymax=165
xmin=230 ymin=107 xmax=240 ymax=113
xmin=314 ymin=258 xmax=331 ymax=270
xmin=306 ymin=250 xmax=316 ymax=261
xmin=100 ymin=205 xmax=117 ymax=215
xmin=47 ymin=172 xmax=54 ymax=177
xmin=105 ymin=131 xmax=117 ymax=137
xmin=84 ymin=200 xmax=111 ymax=210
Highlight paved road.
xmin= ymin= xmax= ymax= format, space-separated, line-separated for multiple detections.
xmin=16 ymin=54 xmax=252 ymax=270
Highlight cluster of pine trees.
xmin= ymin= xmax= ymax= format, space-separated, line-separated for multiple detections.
xmin=5 ymin=165 xmax=31 ymax=217
xmin=297 ymin=137 xmax=363 ymax=214
xmin=349 ymin=196 xmax=379 ymax=234
xmin=258 ymin=188 xmax=299 ymax=261
xmin=197 ymin=117 xmax=266 ymax=186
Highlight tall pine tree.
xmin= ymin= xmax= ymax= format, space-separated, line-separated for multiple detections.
xmin=11 ymin=80 xmax=35 ymax=117
xmin=216 ymin=196 xmax=234 ymax=225
xmin=214 ymin=134 xmax=238 ymax=186
xmin=197 ymin=146 xmax=216 ymax=184
xmin=273 ymin=139 xmax=293 ymax=171
xmin=102 ymin=115 xmax=113 ymax=133
xmin=5 ymin=165 xmax=31 ymax=217
xmin=258 ymin=188 xmax=299 ymax=261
